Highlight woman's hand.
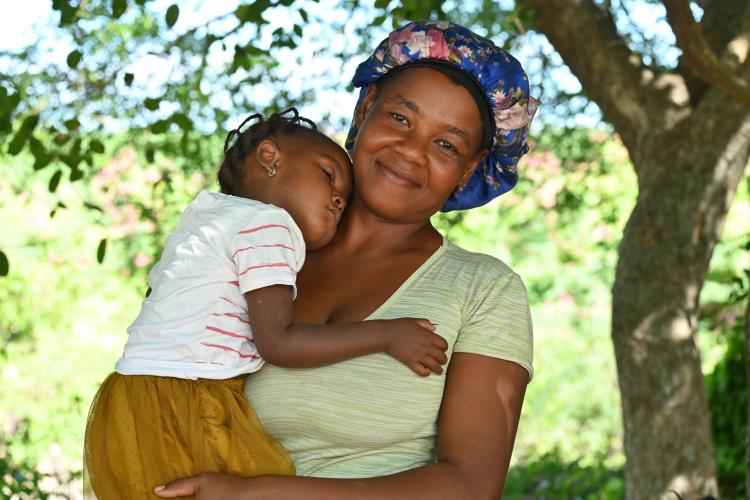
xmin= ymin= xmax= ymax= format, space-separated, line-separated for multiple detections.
xmin=154 ymin=473 xmax=254 ymax=499
xmin=382 ymin=318 xmax=449 ymax=376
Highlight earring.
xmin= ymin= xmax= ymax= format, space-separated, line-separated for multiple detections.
xmin=268 ymin=163 xmax=277 ymax=177
xmin=456 ymin=183 xmax=466 ymax=192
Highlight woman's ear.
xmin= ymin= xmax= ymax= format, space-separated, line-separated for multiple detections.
xmin=458 ymin=149 xmax=488 ymax=188
xmin=354 ymin=85 xmax=379 ymax=129
xmin=255 ymin=139 xmax=283 ymax=175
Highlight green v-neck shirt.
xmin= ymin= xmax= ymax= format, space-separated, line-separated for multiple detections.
xmin=244 ymin=238 xmax=533 ymax=478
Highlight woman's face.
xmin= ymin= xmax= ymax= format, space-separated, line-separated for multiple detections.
xmin=351 ymin=67 xmax=488 ymax=222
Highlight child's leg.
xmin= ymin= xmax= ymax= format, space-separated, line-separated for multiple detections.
xmin=84 ymin=374 xmax=200 ymax=499
xmin=192 ymin=377 xmax=295 ymax=477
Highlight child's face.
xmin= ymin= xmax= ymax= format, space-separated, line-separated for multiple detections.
xmin=272 ymin=135 xmax=352 ymax=250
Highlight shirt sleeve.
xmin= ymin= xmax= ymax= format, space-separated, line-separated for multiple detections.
xmin=454 ymin=268 xmax=534 ymax=380
xmin=228 ymin=209 xmax=305 ymax=299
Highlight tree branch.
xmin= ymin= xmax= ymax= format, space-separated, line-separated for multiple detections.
xmin=663 ymin=0 xmax=750 ymax=107
xmin=516 ymin=0 xmax=675 ymax=156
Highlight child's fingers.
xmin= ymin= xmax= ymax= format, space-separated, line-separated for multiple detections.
xmin=414 ymin=318 xmax=437 ymax=331
xmin=421 ymin=356 xmax=444 ymax=375
xmin=431 ymin=334 xmax=448 ymax=351
xmin=412 ymin=361 xmax=431 ymax=377
xmin=430 ymin=348 xmax=448 ymax=365
xmin=154 ymin=477 xmax=200 ymax=497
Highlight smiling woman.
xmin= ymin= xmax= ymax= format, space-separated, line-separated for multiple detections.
xmin=350 ymin=67 xmax=490 ymax=222
xmin=154 ymin=20 xmax=538 ymax=500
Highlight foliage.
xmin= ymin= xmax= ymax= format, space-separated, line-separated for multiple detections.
xmin=505 ymin=450 xmax=624 ymax=499
xmin=701 ymin=192 xmax=750 ymax=498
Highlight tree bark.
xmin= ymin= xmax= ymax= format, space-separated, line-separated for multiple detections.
xmin=611 ymin=100 xmax=750 ymax=499
xmin=517 ymin=0 xmax=750 ymax=497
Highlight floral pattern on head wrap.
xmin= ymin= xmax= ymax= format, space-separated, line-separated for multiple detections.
xmin=346 ymin=20 xmax=539 ymax=211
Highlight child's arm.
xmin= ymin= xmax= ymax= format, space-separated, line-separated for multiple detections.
xmin=245 ymin=285 xmax=448 ymax=376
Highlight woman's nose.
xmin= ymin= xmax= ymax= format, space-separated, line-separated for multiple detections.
xmin=393 ymin=132 xmax=426 ymax=165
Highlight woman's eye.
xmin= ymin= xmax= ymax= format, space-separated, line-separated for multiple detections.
xmin=390 ymin=113 xmax=408 ymax=125
xmin=438 ymin=140 xmax=456 ymax=153
xmin=322 ymin=168 xmax=333 ymax=179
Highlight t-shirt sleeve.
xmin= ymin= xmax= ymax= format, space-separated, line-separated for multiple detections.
xmin=454 ymin=268 xmax=534 ymax=380
xmin=228 ymin=209 xmax=305 ymax=299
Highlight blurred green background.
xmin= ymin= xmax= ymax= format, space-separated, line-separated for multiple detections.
xmin=1 ymin=1 xmax=749 ymax=498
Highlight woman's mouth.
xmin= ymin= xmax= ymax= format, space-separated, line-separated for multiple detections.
xmin=376 ymin=160 xmax=421 ymax=188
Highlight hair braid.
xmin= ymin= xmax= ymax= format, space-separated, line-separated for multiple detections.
xmin=218 ymin=107 xmax=323 ymax=196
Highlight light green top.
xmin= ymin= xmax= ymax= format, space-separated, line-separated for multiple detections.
xmin=244 ymin=238 xmax=533 ymax=478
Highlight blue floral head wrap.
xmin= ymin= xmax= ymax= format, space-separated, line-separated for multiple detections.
xmin=346 ymin=20 xmax=538 ymax=212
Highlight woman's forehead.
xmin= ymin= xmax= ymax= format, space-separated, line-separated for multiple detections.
xmin=376 ymin=68 xmax=484 ymax=139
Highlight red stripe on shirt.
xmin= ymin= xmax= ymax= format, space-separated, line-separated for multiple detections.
xmin=238 ymin=262 xmax=290 ymax=277
xmin=211 ymin=312 xmax=251 ymax=325
xmin=227 ymin=281 xmax=239 ymax=287
xmin=201 ymin=342 xmax=260 ymax=359
xmin=232 ymin=243 xmax=295 ymax=260
xmin=205 ymin=325 xmax=252 ymax=340
xmin=220 ymin=296 xmax=245 ymax=309
xmin=237 ymin=224 xmax=290 ymax=235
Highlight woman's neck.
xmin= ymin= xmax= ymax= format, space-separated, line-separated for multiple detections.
xmin=330 ymin=197 xmax=442 ymax=256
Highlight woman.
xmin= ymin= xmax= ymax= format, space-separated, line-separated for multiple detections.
xmin=156 ymin=20 xmax=537 ymax=499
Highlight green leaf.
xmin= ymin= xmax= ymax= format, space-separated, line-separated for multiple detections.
xmin=29 ymin=136 xmax=45 ymax=158
xmin=84 ymin=202 xmax=104 ymax=212
xmin=112 ymin=0 xmax=127 ymax=19
xmin=299 ymin=9 xmax=308 ymax=23
xmin=33 ymin=153 xmax=54 ymax=171
xmin=70 ymin=167 xmax=84 ymax=182
xmin=64 ymin=118 xmax=81 ymax=131
xmin=374 ymin=0 xmax=390 ymax=9
xmin=124 ymin=72 xmax=134 ymax=86
xmin=66 ymin=50 xmax=82 ymax=69
xmin=166 ymin=4 xmax=179 ymax=28
xmin=293 ymin=24 xmax=303 ymax=37
xmin=7 ymin=129 xmax=28 ymax=156
xmin=48 ymin=170 xmax=62 ymax=193
xmin=171 ymin=112 xmax=192 ymax=130
xmin=149 ymin=119 xmax=169 ymax=134
xmin=21 ymin=114 xmax=40 ymax=132
xmin=96 ymin=238 xmax=107 ymax=263
xmin=145 ymin=147 xmax=155 ymax=163
xmin=0 ymin=250 xmax=8 ymax=277
xmin=0 ymin=91 xmax=20 ymax=113
xmin=90 ymin=139 xmax=105 ymax=154
xmin=144 ymin=97 xmax=161 ymax=111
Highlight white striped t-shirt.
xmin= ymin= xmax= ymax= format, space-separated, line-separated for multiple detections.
xmin=115 ymin=190 xmax=305 ymax=380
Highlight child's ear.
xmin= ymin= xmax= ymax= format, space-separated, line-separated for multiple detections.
xmin=255 ymin=139 xmax=282 ymax=175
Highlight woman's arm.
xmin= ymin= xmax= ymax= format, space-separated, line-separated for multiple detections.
xmin=246 ymin=285 xmax=448 ymax=375
xmin=155 ymin=353 xmax=528 ymax=500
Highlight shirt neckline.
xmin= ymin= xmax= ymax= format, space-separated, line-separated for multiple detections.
xmin=364 ymin=236 xmax=449 ymax=320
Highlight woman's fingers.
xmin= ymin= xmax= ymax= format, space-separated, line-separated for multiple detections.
xmin=154 ymin=477 xmax=200 ymax=498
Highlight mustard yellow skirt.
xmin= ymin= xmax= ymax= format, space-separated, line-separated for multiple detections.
xmin=84 ymin=373 xmax=294 ymax=500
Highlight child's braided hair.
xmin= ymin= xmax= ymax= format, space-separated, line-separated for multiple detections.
xmin=219 ymin=107 xmax=333 ymax=196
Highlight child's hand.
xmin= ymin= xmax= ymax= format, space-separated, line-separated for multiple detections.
xmin=382 ymin=318 xmax=449 ymax=376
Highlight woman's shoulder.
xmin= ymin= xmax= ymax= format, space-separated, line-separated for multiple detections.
xmin=440 ymin=238 xmax=518 ymax=281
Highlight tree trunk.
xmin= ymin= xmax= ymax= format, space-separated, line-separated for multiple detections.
xmin=612 ymin=103 xmax=750 ymax=498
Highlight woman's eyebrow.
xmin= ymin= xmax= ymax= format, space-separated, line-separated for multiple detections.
xmin=385 ymin=94 xmax=420 ymax=113
xmin=445 ymin=125 xmax=469 ymax=142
